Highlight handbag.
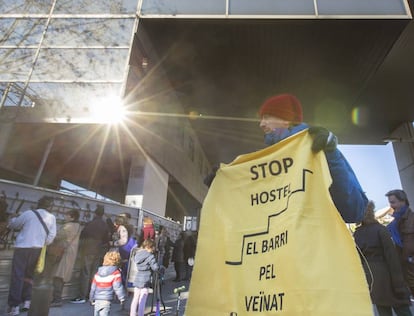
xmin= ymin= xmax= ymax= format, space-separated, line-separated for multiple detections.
xmin=35 ymin=245 xmax=47 ymax=274
xmin=31 ymin=210 xmax=50 ymax=274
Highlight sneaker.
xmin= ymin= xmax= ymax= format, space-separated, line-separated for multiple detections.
xmin=20 ymin=300 xmax=30 ymax=312
xmin=70 ymin=297 xmax=86 ymax=304
xmin=7 ymin=306 xmax=19 ymax=316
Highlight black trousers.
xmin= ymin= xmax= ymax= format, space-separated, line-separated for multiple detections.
xmin=376 ymin=305 xmax=413 ymax=316
xmin=173 ymin=261 xmax=185 ymax=281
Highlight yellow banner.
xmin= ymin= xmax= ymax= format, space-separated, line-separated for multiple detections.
xmin=186 ymin=130 xmax=372 ymax=316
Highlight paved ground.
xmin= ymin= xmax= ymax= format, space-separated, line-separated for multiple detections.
xmin=4 ymin=266 xmax=189 ymax=316
xmin=3 ymin=264 xmax=414 ymax=315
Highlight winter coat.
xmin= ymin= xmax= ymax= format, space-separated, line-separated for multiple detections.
xmin=79 ymin=216 xmax=110 ymax=255
xmin=142 ymin=224 xmax=155 ymax=241
xmin=183 ymin=235 xmax=196 ymax=262
xmin=171 ymin=237 xmax=184 ymax=263
xmin=89 ymin=265 xmax=126 ymax=302
xmin=397 ymin=207 xmax=414 ymax=287
xmin=266 ymin=123 xmax=367 ymax=223
xmin=53 ymin=221 xmax=81 ymax=282
xmin=161 ymin=237 xmax=174 ymax=267
xmin=113 ymin=224 xmax=137 ymax=261
xmin=132 ymin=248 xmax=158 ymax=288
xmin=157 ymin=234 xmax=168 ymax=258
xmin=398 ymin=207 xmax=414 ymax=261
xmin=354 ymin=222 xmax=411 ymax=307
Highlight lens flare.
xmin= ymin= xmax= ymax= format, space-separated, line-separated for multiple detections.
xmin=352 ymin=107 xmax=369 ymax=126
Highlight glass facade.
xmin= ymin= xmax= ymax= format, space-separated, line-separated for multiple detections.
xmin=230 ymin=0 xmax=314 ymax=15
xmin=0 ymin=0 xmax=410 ymax=110
xmin=317 ymin=0 xmax=409 ymax=15
xmin=140 ymin=0 xmax=225 ymax=15
xmin=0 ymin=0 xmax=136 ymax=110
xmin=139 ymin=0 xmax=410 ymax=17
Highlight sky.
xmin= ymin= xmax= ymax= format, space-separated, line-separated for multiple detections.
xmin=338 ymin=143 xmax=402 ymax=209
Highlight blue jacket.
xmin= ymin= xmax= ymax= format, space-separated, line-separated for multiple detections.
xmin=267 ymin=123 xmax=368 ymax=223
xmin=132 ymin=248 xmax=159 ymax=288
xmin=89 ymin=265 xmax=126 ymax=302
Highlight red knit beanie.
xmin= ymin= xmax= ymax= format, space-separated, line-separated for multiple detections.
xmin=259 ymin=94 xmax=303 ymax=123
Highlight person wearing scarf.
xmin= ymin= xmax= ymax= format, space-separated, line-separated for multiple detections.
xmin=258 ymin=93 xmax=368 ymax=223
xmin=386 ymin=189 xmax=414 ymax=298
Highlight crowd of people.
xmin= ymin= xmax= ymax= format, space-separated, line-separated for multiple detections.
xmin=4 ymin=198 xmax=197 ymax=316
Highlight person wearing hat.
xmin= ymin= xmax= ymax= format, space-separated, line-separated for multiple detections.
xmin=204 ymin=93 xmax=367 ymax=223
xmin=191 ymin=94 xmax=371 ymax=315
xmin=257 ymin=93 xmax=368 ymax=223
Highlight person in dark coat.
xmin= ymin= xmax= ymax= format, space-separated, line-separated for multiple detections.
xmin=157 ymin=226 xmax=174 ymax=268
xmin=70 ymin=204 xmax=110 ymax=304
xmin=354 ymin=200 xmax=412 ymax=316
xmin=386 ymin=189 xmax=414 ymax=297
xmin=171 ymin=232 xmax=185 ymax=282
xmin=183 ymin=232 xmax=197 ymax=280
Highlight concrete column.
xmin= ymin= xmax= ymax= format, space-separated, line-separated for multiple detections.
xmin=125 ymin=155 xmax=169 ymax=217
xmin=390 ymin=122 xmax=414 ymax=203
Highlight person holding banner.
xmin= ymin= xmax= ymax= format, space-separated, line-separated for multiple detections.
xmin=257 ymin=93 xmax=368 ymax=223
xmin=188 ymin=93 xmax=371 ymax=316
xmin=204 ymin=93 xmax=368 ymax=222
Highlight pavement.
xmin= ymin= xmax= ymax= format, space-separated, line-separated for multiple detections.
xmin=3 ymin=264 xmax=414 ymax=316
xmin=4 ymin=266 xmax=189 ymax=316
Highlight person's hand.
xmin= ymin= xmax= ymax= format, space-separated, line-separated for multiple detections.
xmin=308 ymin=126 xmax=337 ymax=153
xmin=90 ymin=300 xmax=95 ymax=306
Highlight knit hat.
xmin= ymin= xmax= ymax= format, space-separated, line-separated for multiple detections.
xmin=259 ymin=94 xmax=303 ymax=123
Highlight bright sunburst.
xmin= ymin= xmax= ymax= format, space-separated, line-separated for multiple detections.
xmin=90 ymin=94 xmax=126 ymax=124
